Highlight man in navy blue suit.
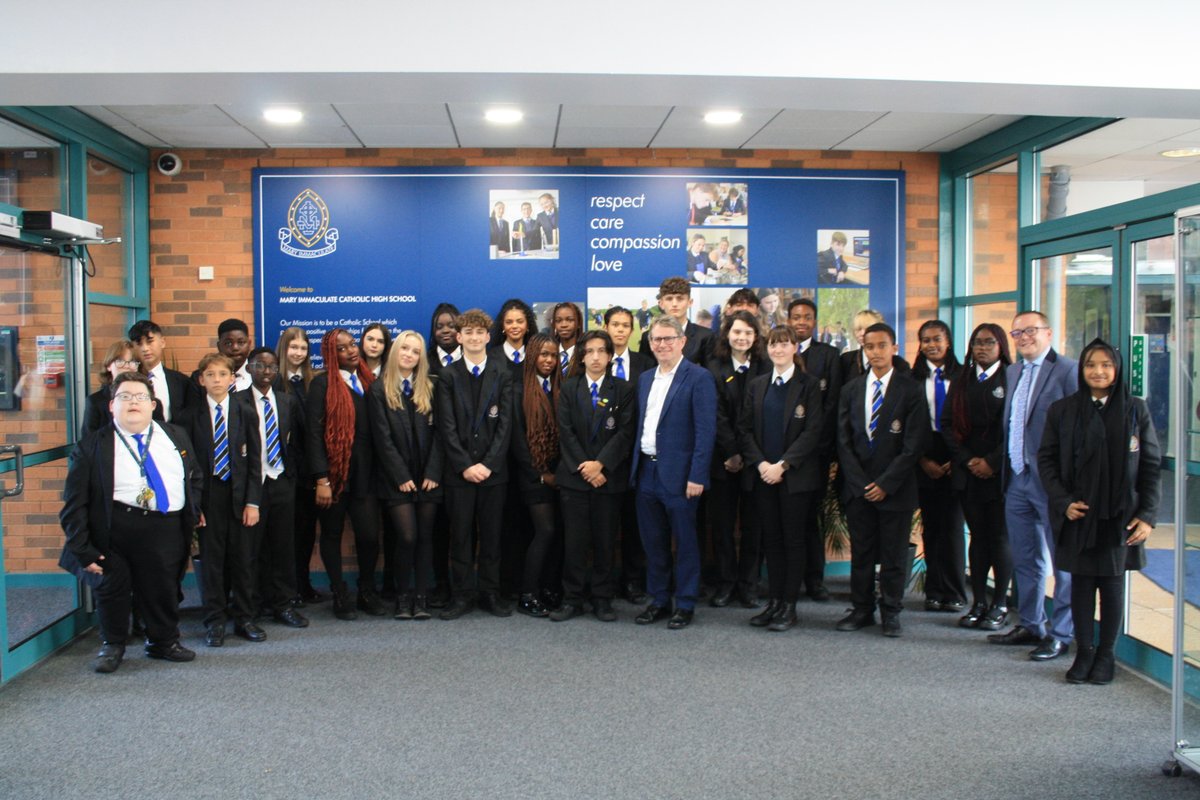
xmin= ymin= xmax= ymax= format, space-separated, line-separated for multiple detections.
xmin=988 ymin=311 xmax=1079 ymax=660
xmin=630 ymin=316 xmax=717 ymax=629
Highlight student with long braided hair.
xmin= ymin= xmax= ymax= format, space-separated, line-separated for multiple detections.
xmin=509 ymin=333 xmax=564 ymax=617
xmin=307 ymin=328 xmax=384 ymax=620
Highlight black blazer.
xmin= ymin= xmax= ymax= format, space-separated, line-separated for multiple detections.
xmin=800 ymin=340 xmax=843 ymax=461
xmin=608 ymin=348 xmax=653 ymax=384
xmin=183 ymin=395 xmax=262 ymax=514
xmin=638 ymin=321 xmax=713 ymax=364
xmin=509 ymin=379 xmax=561 ymax=498
xmin=940 ymin=367 xmax=1007 ymax=500
xmin=306 ymin=373 xmax=376 ymax=498
xmin=434 ymin=358 xmax=512 ymax=487
xmin=59 ymin=421 xmax=203 ymax=577
xmin=81 ymin=386 xmax=113 ymax=439
xmin=367 ymin=379 xmax=444 ymax=502
xmin=555 ymin=374 xmax=636 ymax=494
xmin=839 ymin=349 xmax=911 ymax=381
xmin=912 ymin=364 xmax=960 ymax=489
xmin=738 ymin=371 xmax=825 ymax=494
xmin=706 ymin=354 xmax=768 ymax=484
xmin=236 ymin=386 xmax=303 ymax=482
xmin=151 ymin=366 xmax=198 ymax=424
xmin=273 ymin=373 xmax=313 ymax=479
xmin=836 ymin=371 xmax=929 ymax=511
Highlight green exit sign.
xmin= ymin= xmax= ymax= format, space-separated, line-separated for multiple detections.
xmin=1130 ymin=335 xmax=1146 ymax=397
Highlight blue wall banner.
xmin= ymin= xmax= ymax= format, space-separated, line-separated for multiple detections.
xmin=253 ymin=167 xmax=904 ymax=367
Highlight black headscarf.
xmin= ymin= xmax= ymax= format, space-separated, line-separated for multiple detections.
xmin=1070 ymin=338 xmax=1131 ymax=549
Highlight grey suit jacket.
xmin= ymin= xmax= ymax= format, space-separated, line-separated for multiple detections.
xmin=1001 ymin=347 xmax=1078 ymax=486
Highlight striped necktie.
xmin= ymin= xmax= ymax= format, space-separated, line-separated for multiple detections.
xmin=542 ymin=377 xmax=551 ymax=395
xmin=868 ymin=379 xmax=883 ymax=445
xmin=262 ymin=395 xmax=282 ymax=469
xmin=213 ymin=402 xmax=230 ymax=481
xmin=560 ymin=350 xmax=569 ymax=374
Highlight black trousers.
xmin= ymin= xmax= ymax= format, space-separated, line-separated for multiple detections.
xmin=617 ymin=490 xmax=646 ymax=590
xmin=199 ymin=479 xmax=256 ymax=626
xmin=252 ymin=475 xmax=297 ymax=614
xmin=560 ymin=488 xmax=619 ymax=603
xmin=846 ymin=497 xmax=912 ymax=617
xmin=960 ymin=492 xmax=1011 ymax=607
xmin=293 ymin=478 xmax=318 ymax=591
xmin=96 ymin=504 xmax=188 ymax=647
xmin=708 ymin=476 xmax=760 ymax=593
xmin=317 ymin=493 xmax=382 ymax=592
xmin=446 ymin=483 xmax=506 ymax=598
xmin=803 ymin=460 xmax=832 ymax=590
xmin=919 ymin=478 xmax=967 ymax=604
xmin=756 ymin=484 xmax=813 ymax=602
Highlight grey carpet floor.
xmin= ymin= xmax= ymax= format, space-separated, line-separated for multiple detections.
xmin=0 ymin=576 xmax=1196 ymax=800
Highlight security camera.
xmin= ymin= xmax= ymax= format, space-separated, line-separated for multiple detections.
xmin=156 ymin=153 xmax=182 ymax=177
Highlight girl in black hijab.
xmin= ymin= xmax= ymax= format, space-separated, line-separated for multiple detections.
xmin=1037 ymin=338 xmax=1160 ymax=685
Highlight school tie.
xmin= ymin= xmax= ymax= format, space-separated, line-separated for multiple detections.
xmin=934 ymin=367 xmax=946 ymax=431
xmin=513 ymin=350 xmax=521 ymax=365
xmin=472 ymin=365 xmax=481 ymax=377
xmin=739 ymin=365 xmax=749 ymax=374
xmin=349 ymin=373 xmax=363 ymax=396
xmin=614 ymin=356 xmax=625 ymax=380
xmin=402 ymin=378 xmax=412 ymax=398
xmin=560 ymin=351 xmax=569 ymax=374
xmin=290 ymin=374 xmax=302 ymax=387
xmin=1009 ymin=362 xmax=1034 ymax=474
xmin=590 ymin=382 xmax=599 ymax=408
xmin=212 ymin=403 xmax=230 ymax=481
xmin=262 ymin=396 xmax=282 ymax=470
xmin=542 ymin=377 xmax=551 ymax=395
xmin=443 ymin=354 xmax=453 ymax=367
xmin=774 ymin=376 xmax=784 ymax=387
xmin=131 ymin=432 xmax=169 ymax=512
xmin=978 ymin=370 xmax=987 ymax=383
xmin=1094 ymin=398 xmax=1104 ymax=411
xmin=868 ymin=379 xmax=883 ymax=445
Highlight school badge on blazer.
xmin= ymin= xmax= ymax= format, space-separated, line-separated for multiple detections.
xmin=793 ymin=404 xmax=806 ymax=419
xmin=1130 ymin=435 xmax=1140 ymax=452
xmin=819 ymin=378 xmax=827 ymax=391
xmin=488 ymin=404 xmax=499 ymax=419
xmin=992 ymin=386 xmax=1005 ymax=399
xmin=605 ymin=416 xmax=616 ymax=430
xmin=279 ymin=188 xmax=339 ymax=259
xmin=890 ymin=419 xmax=902 ymax=433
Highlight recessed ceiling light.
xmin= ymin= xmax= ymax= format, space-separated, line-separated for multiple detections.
xmin=1161 ymin=147 xmax=1200 ymax=158
xmin=485 ymin=108 xmax=523 ymax=124
xmin=704 ymin=110 xmax=743 ymax=125
xmin=263 ymin=108 xmax=303 ymax=125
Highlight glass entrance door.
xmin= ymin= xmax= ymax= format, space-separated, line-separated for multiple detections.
xmin=1028 ymin=234 xmax=1116 ymax=357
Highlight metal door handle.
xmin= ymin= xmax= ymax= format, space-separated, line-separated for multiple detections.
xmin=0 ymin=444 xmax=24 ymax=498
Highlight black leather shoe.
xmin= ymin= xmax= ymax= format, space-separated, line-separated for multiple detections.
xmin=767 ymin=602 xmax=798 ymax=632
xmin=941 ymin=600 xmax=966 ymax=613
xmin=881 ymin=616 xmax=902 ymax=638
xmin=736 ymin=587 xmax=761 ymax=609
xmin=428 ymin=587 xmax=451 ymax=609
xmin=517 ymin=593 xmax=549 ymax=618
xmin=593 ymin=598 xmax=617 ymax=622
xmin=750 ymin=599 xmax=782 ymax=628
xmin=959 ymin=602 xmax=987 ymax=628
xmin=356 ymin=589 xmax=388 ymax=617
xmin=145 ymin=641 xmax=195 ymax=662
xmin=709 ymin=585 xmax=734 ymax=608
xmin=978 ymin=605 xmax=1009 ymax=631
xmin=412 ymin=595 xmax=432 ymax=620
xmin=924 ymin=598 xmax=944 ymax=612
xmin=635 ymin=604 xmax=671 ymax=625
xmin=806 ymin=584 xmax=831 ymax=603
xmin=479 ymin=593 xmax=513 ymax=618
xmin=987 ymin=625 xmax=1039 ymax=645
xmin=273 ymin=608 xmax=309 ymax=628
xmin=836 ymin=610 xmax=876 ymax=632
xmin=331 ymin=584 xmax=357 ymax=620
xmin=623 ymin=583 xmax=649 ymax=606
xmin=1066 ymin=645 xmax=1096 ymax=683
xmin=290 ymin=594 xmax=307 ymax=609
xmin=92 ymin=643 xmax=125 ymax=673
xmin=667 ymin=608 xmax=695 ymax=629
xmin=1088 ymin=647 xmax=1115 ymax=684
xmin=204 ymin=623 xmax=226 ymax=647
xmin=299 ymin=585 xmax=326 ymax=604
xmin=234 ymin=622 xmax=268 ymax=642
xmin=1030 ymin=637 xmax=1069 ymax=661
xmin=549 ymin=603 xmax=584 ymax=622
xmin=540 ymin=590 xmax=563 ymax=611
xmin=439 ymin=597 xmax=474 ymax=620
xmin=394 ymin=593 xmax=414 ymax=620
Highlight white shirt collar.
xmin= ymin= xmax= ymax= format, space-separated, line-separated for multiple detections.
xmin=772 ymin=364 xmax=795 ymax=384
xmin=503 ymin=341 xmax=524 ymax=361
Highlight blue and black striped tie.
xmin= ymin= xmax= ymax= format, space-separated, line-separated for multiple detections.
xmin=262 ymin=396 xmax=282 ymax=470
xmin=213 ymin=403 xmax=230 ymax=481
xmin=868 ymin=379 xmax=883 ymax=447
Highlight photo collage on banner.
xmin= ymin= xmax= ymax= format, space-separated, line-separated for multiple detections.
xmin=254 ymin=168 xmax=903 ymax=367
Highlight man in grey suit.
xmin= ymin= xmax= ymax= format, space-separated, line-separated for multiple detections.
xmin=988 ymin=311 xmax=1078 ymax=660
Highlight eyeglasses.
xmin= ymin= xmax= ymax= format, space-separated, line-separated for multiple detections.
xmin=114 ymin=392 xmax=152 ymax=403
xmin=1010 ymin=326 xmax=1049 ymax=339
xmin=248 ymin=362 xmax=279 ymax=372
xmin=973 ymin=338 xmax=999 ymax=347
xmin=112 ymin=359 xmax=141 ymax=368
xmin=649 ymin=335 xmax=681 ymax=347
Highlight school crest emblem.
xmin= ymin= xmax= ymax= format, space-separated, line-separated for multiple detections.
xmin=890 ymin=419 xmax=902 ymax=433
xmin=992 ymin=386 xmax=1005 ymax=399
xmin=794 ymin=404 xmax=806 ymax=419
xmin=279 ymin=188 xmax=339 ymax=258
xmin=819 ymin=378 xmax=827 ymax=391
xmin=488 ymin=404 xmax=499 ymax=419
xmin=605 ymin=416 xmax=616 ymax=430
xmin=1130 ymin=435 xmax=1140 ymax=452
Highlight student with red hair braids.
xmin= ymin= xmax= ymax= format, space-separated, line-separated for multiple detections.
xmin=307 ymin=328 xmax=384 ymax=620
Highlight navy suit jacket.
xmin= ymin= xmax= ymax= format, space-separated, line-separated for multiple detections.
xmin=630 ymin=357 xmax=718 ymax=493
xmin=1001 ymin=348 xmax=1077 ymax=486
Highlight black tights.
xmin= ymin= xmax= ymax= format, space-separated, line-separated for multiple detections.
xmin=1070 ymin=574 xmax=1124 ymax=650
xmin=385 ymin=501 xmax=437 ymax=595
xmin=962 ymin=496 xmax=1011 ymax=607
xmin=522 ymin=501 xmax=559 ymax=595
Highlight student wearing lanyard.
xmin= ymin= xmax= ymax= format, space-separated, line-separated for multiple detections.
xmin=59 ymin=371 xmax=203 ymax=673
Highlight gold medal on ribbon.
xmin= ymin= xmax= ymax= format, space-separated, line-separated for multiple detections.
xmin=136 ymin=486 xmax=156 ymax=510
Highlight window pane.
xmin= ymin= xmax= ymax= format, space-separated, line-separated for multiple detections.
xmin=84 ymin=156 xmax=131 ymax=296
xmin=0 ymin=117 xmax=62 ymax=213
xmin=967 ymin=162 xmax=1019 ymax=295
xmin=86 ymin=304 xmax=134 ymax=396
xmin=1034 ymin=246 xmax=1112 ymax=359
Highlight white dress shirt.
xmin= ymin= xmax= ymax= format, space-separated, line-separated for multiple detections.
xmin=640 ymin=357 xmax=682 ymax=456
xmin=113 ymin=421 xmax=186 ymax=511
xmin=147 ymin=363 xmax=172 ymax=421
xmin=863 ymin=368 xmax=895 ymax=434
xmin=253 ymin=385 xmax=284 ymax=482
